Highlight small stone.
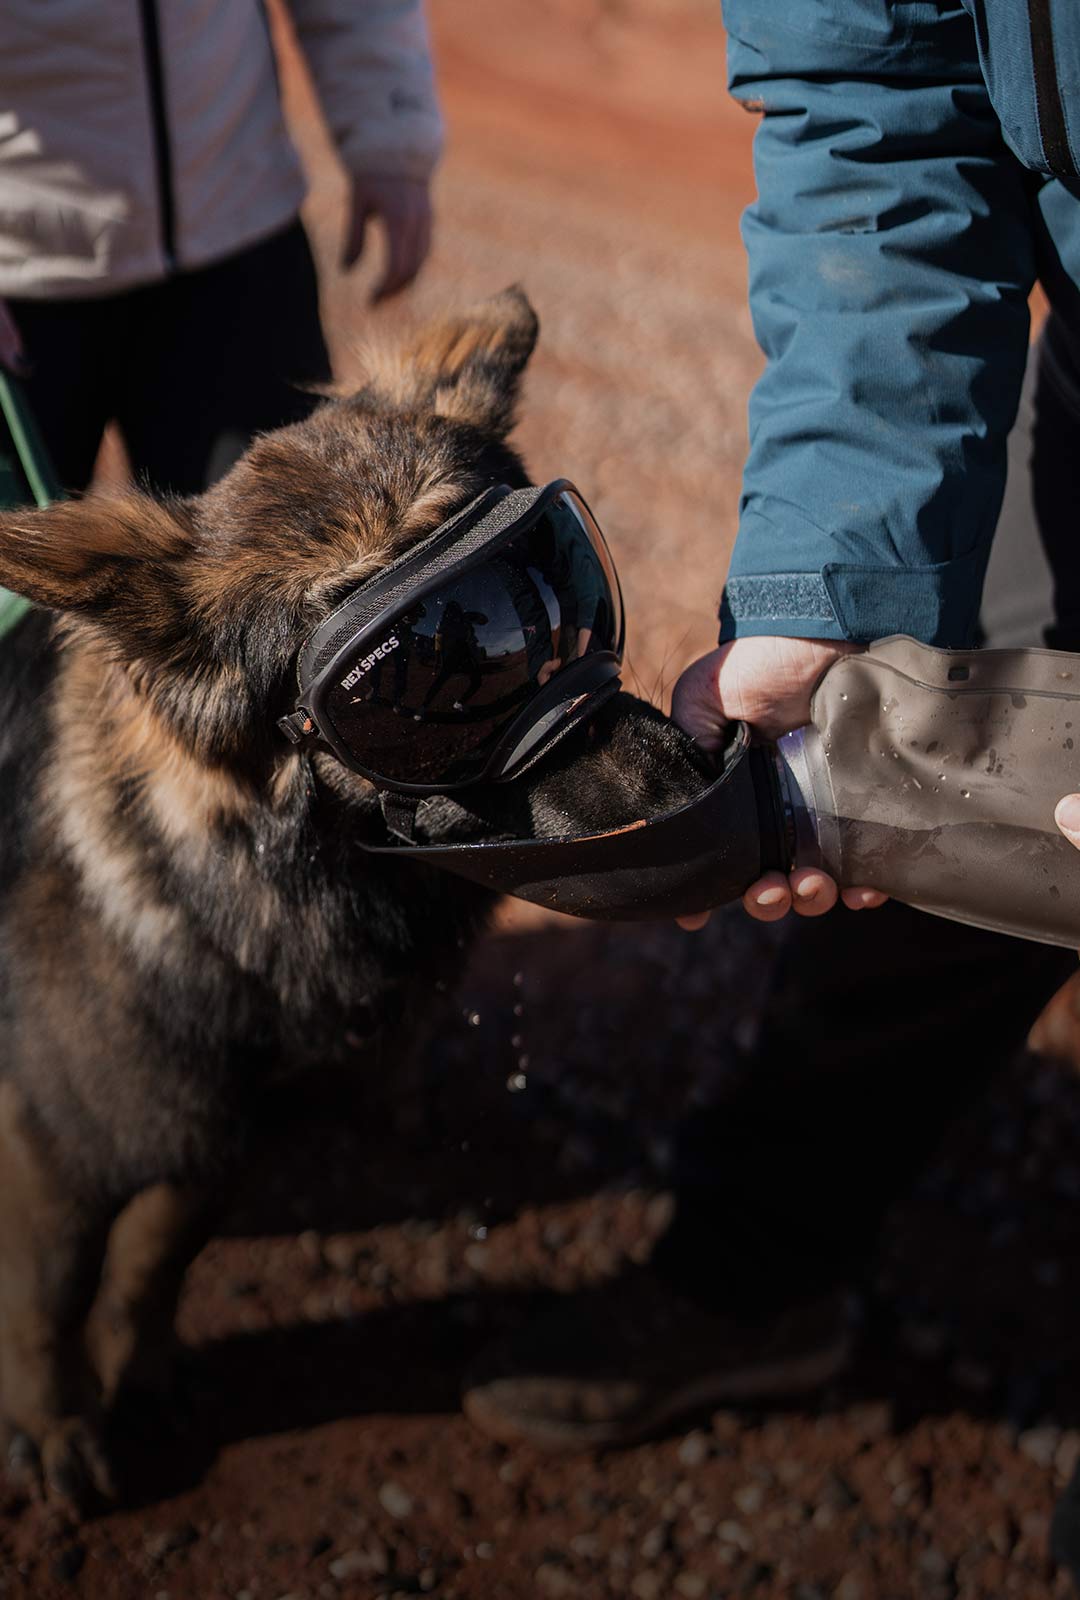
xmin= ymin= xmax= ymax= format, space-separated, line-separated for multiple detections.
xmin=639 ymin=1526 xmax=668 ymax=1562
xmin=834 ymin=1577 xmax=864 ymax=1600
xmin=475 ymin=1542 xmax=495 ymax=1560
xmin=329 ymin=1545 xmax=388 ymax=1581
xmin=918 ymin=1548 xmax=951 ymax=1582
xmin=630 ymin=1574 xmax=663 ymax=1600
xmin=734 ymin=1483 xmax=764 ymax=1516
xmin=1019 ymin=1425 xmax=1061 ymax=1469
xmin=323 ymin=1236 xmax=359 ymax=1273
xmin=144 ymin=1525 xmax=199 ymax=1563
xmin=846 ymin=1401 xmax=892 ymax=1442
xmin=377 ymin=1480 xmax=414 ymax=1519
xmin=677 ymin=1431 xmax=709 ymax=1467
xmin=570 ymin=1535 xmax=602 ymax=1559
xmin=717 ymin=1520 xmax=751 ymax=1551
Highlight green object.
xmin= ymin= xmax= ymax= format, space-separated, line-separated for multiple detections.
xmin=0 ymin=370 xmax=61 ymax=636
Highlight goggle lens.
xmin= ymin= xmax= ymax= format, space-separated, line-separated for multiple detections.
xmin=320 ymin=490 xmax=622 ymax=787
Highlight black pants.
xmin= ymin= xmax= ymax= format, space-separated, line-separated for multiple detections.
xmin=654 ymin=312 xmax=1080 ymax=1312
xmin=7 ymin=221 xmax=331 ymax=496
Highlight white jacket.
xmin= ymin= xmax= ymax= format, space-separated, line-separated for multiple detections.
xmin=0 ymin=0 xmax=443 ymax=299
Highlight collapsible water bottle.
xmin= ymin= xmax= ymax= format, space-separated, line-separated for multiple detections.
xmin=774 ymin=635 xmax=1080 ymax=948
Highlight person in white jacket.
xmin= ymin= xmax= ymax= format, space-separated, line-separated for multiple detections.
xmin=0 ymin=0 xmax=443 ymax=494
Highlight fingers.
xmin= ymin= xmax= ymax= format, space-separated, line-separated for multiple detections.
xmin=670 ymin=649 xmax=728 ymax=752
xmin=1056 ymin=794 xmax=1080 ymax=847
xmin=372 ymin=202 xmax=428 ymax=303
xmin=343 ymin=176 xmax=434 ymax=300
xmin=788 ymin=867 xmax=839 ymax=917
xmin=742 ymin=869 xmax=882 ymax=923
xmin=677 ymin=911 xmax=711 ymax=932
xmin=841 ymin=886 xmax=889 ymax=910
xmin=742 ymin=871 xmax=792 ymax=922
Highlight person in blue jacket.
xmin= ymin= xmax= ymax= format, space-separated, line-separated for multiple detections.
xmin=463 ymin=0 xmax=1080 ymax=1467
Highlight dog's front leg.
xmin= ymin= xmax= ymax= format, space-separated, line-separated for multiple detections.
xmin=0 ymin=1083 xmax=115 ymax=1511
xmin=88 ymin=1179 xmax=220 ymax=1407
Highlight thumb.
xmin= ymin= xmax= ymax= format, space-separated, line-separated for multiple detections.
xmin=1056 ymin=794 xmax=1080 ymax=846
xmin=671 ymin=650 xmax=727 ymax=753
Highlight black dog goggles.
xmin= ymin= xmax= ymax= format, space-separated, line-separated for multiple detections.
xmin=279 ymin=481 xmax=624 ymax=793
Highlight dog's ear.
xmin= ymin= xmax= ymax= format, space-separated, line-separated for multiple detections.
xmin=0 ymin=493 xmax=191 ymax=614
xmin=377 ymin=285 xmax=539 ymax=436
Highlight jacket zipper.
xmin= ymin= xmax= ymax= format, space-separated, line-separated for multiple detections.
xmin=137 ymin=0 xmax=177 ymax=271
xmin=1027 ymin=0 xmax=1075 ymax=178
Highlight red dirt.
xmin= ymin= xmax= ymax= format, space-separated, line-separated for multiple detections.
xmin=5 ymin=5 xmax=1080 ymax=1600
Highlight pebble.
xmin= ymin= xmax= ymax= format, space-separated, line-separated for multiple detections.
xmin=677 ymin=1430 xmax=709 ymax=1467
xmin=570 ymin=1534 xmax=602 ymax=1559
xmin=673 ymin=1576 xmax=706 ymax=1599
xmin=1019 ymin=1424 xmax=1061 ymax=1468
xmin=630 ymin=1574 xmax=663 ymax=1600
xmin=717 ymin=1520 xmax=751 ymax=1551
xmin=144 ymin=1525 xmax=199 ymax=1563
xmin=733 ymin=1482 xmax=764 ymax=1515
xmin=377 ymin=1480 xmax=414 ymax=1519
xmin=329 ymin=1545 xmax=388 ymax=1581
xmin=834 ymin=1577 xmax=865 ymax=1600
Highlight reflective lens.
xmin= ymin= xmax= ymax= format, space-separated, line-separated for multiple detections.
xmin=321 ymin=491 xmax=622 ymax=787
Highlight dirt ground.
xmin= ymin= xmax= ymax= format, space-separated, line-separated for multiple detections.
xmin=6 ymin=3 xmax=1080 ymax=1598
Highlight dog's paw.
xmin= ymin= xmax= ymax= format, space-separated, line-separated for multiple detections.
xmin=4 ymin=1416 xmax=115 ymax=1515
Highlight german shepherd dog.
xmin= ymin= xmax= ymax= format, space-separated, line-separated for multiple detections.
xmin=0 ymin=289 xmax=708 ymax=1509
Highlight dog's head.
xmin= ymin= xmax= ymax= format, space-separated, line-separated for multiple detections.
xmin=0 ymin=286 xmax=713 ymax=846
xmin=0 ymin=289 xmax=538 ymax=767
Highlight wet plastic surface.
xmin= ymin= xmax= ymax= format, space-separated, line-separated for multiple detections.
xmin=807 ymin=636 xmax=1080 ymax=947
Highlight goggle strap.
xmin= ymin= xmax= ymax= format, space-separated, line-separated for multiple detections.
xmin=380 ymin=790 xmax=421 ymax=842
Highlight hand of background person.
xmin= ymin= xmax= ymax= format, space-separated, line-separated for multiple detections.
xmin=0 ymin=301 xmax=28 ymax=375
xmin=671 ymin=636 xmax=889 ymax=927
xmin=342 ymin=174 xmax=433 ymax=303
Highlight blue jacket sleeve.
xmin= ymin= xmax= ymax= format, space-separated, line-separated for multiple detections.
xmin=719 ymin=0 xmax=1038 ymax=648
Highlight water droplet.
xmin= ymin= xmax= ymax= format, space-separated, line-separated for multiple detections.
xmin=512 ymin=971 xmax=525 ymax=988
xmin=840 ymin=692 xmax=848 ymax=701
xmin=937 ymin=773 xmax=946 ymax=782
xmin=517 ymin=1054 xmax=530 ymax=1071
xmin=961 ymin=789 xmax=971 ymax=799
xmin=510 ymin=1033 xmax=523 ymax=1048
xmin=1060 ymin=672 xmax=1072 ymax=681
xmin=507 ymin=1072 xmax=527 ymax=1093
xmin=466 ymin=1011 xmax=481 ymax=1027
xmin=513 ymin=1003 xmax=524 ymax=1018
xmin=469 ymin=1223 xmax=488 ymax=1241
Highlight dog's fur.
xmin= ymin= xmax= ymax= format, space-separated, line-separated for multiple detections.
xmin=0 ymin=289 xmax=709 ymax=1508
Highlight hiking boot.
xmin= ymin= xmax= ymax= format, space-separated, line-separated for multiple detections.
xmin=462 ymin=1271 xmax=857 ymax=1452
